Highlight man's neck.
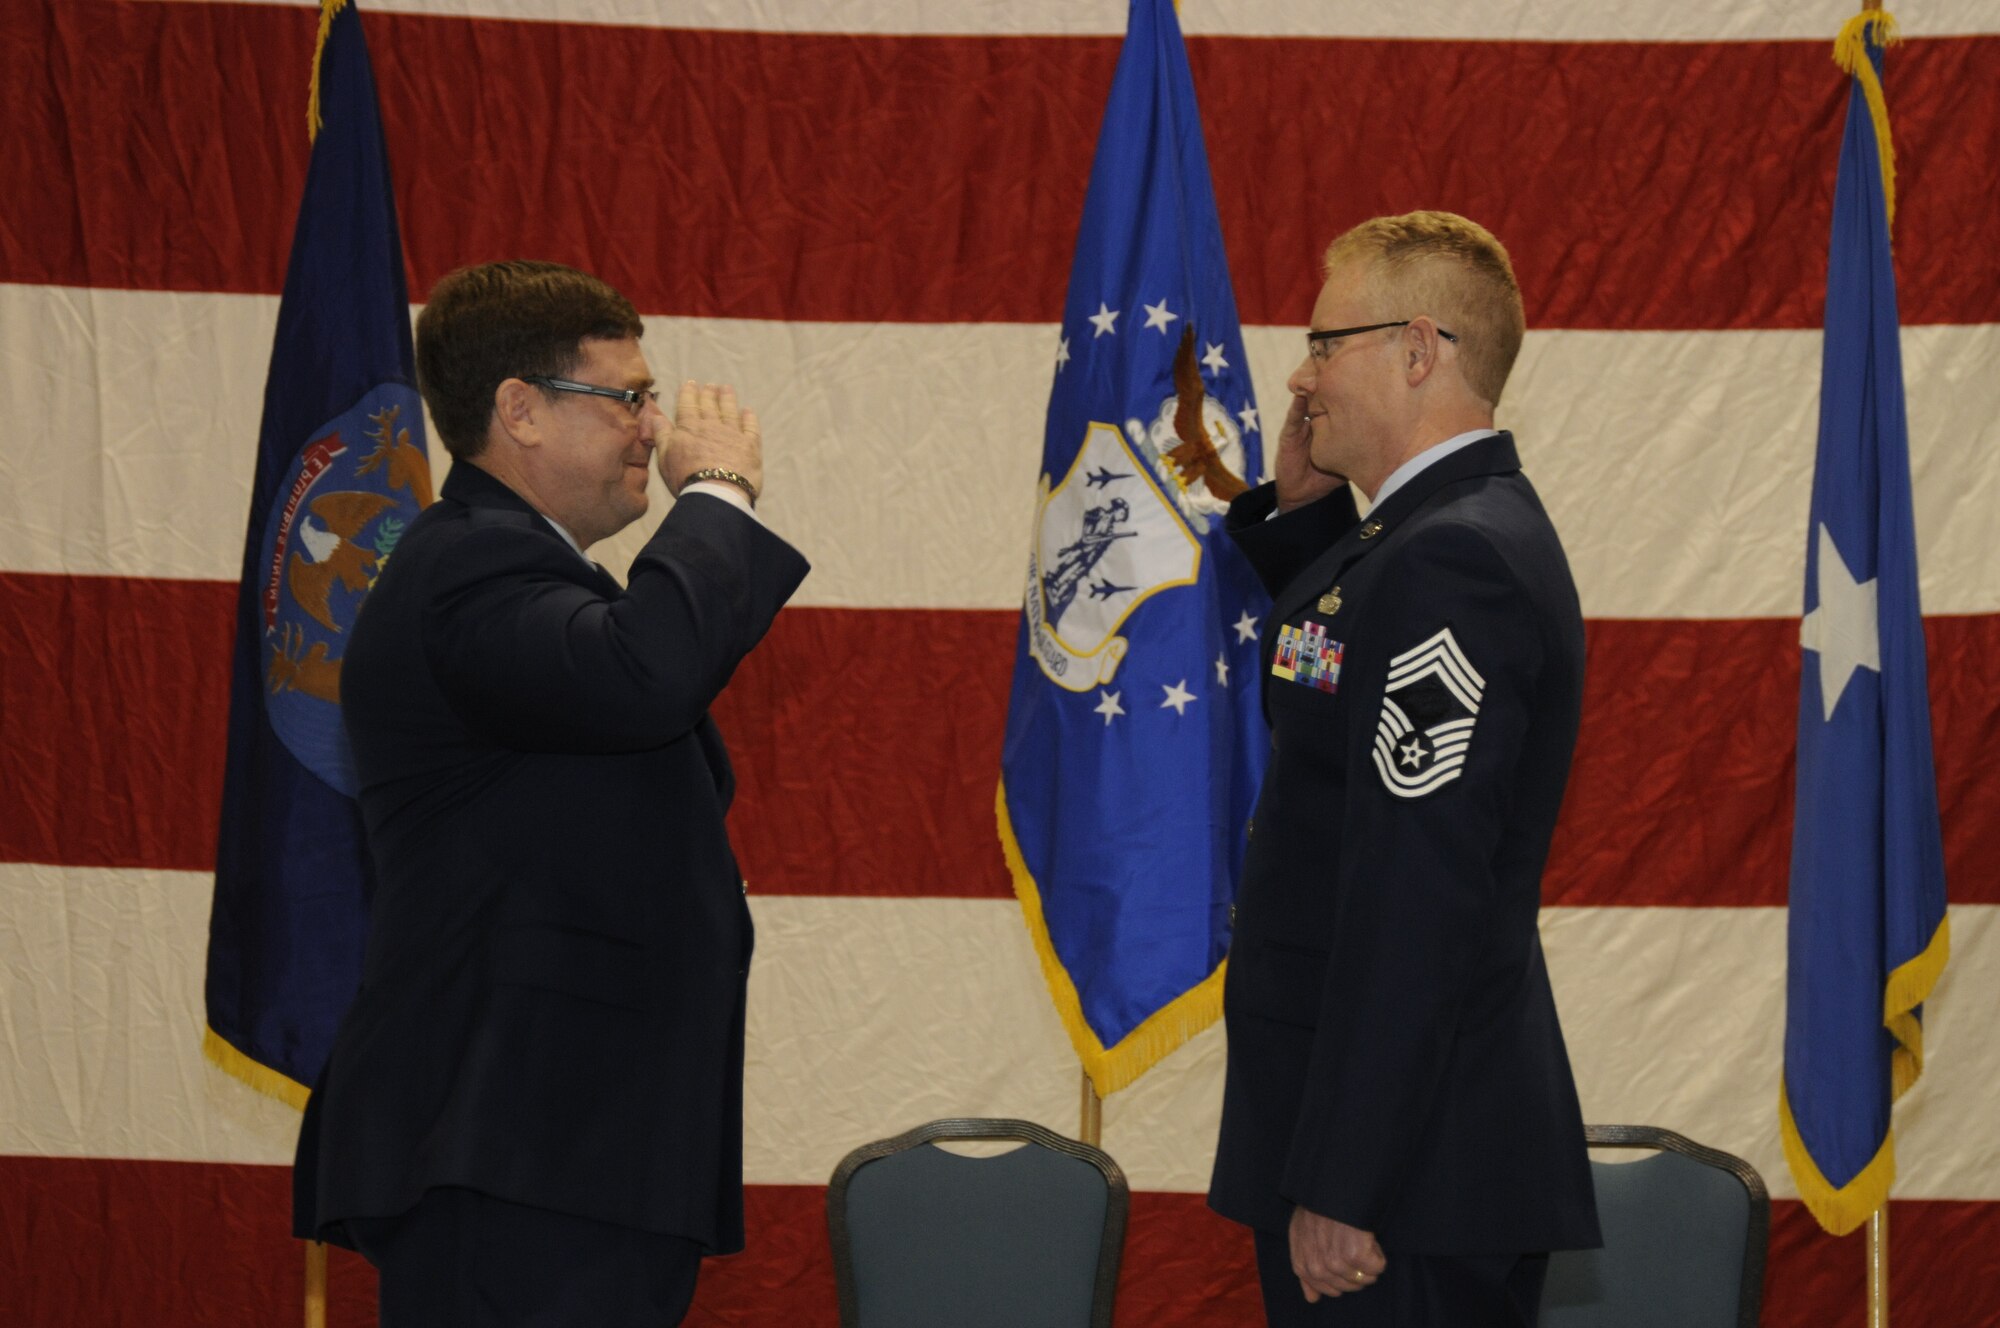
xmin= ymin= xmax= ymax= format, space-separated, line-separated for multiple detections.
xmin=1354 ymin=410 xmax=1495 ymax=502
xmin=467 ymin=454 xmax=585 ymax=545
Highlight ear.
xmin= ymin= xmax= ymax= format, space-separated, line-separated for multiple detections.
xmin=1402 ymin=318 xmax=1448 ymax=389
xmin=492 ymin=378 xmax=545 ymax=450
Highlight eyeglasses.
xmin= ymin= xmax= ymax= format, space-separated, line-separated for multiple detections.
xmin=1306 ymin=320 xmax=1458 ymax=362
xmin=522 ymin=375 xmax=661 ymax=416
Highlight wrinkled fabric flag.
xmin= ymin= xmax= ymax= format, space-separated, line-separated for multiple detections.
xmin=998 ymin=0 xmax=1269 ymax=1096
xmin=205 ymin=0 xmax=432 ymax=1105
xmin=1780 ymin=9 xmax=1949 ymax=1237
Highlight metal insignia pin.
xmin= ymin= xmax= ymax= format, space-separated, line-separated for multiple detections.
xmin=1317 ymin=586 xmax=1343 ymax=615
xmin=1359 ymin=520 xmax=1384 ymax=539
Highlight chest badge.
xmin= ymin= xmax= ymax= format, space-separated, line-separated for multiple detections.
xmin=1317 ymin=585 xmax=1343 ymax=615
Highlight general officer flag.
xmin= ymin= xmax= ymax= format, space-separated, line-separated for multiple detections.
xmin=1780 ymin=9 xmax=1949 ymax=1237
xmin=204 ymin=0 xmax=432 ymax=1106
xmin=997 ymin=0 xmax=1268 ymax=1096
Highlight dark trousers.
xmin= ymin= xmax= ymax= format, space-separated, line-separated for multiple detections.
xmin=1253 ymin=1229 xmax=1548 ymax=1328
xmin=346 ymin=1187 xmax=703 ymax=1327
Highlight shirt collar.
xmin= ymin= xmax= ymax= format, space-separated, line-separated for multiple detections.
xmin=539 ymin=514 xmax=593 ymax=565
xmin=1363 ymin=428 xmax=1501 ymax=511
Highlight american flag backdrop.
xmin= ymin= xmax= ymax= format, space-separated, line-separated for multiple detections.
xmin=2 ymin=2 xmax=1998 ymax=1324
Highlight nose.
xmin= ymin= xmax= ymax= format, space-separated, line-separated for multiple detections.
xmin=1287 ymin=356 xmax=1315 ymax=398
xmin=638 ymin=398 xmax=666 ymax=447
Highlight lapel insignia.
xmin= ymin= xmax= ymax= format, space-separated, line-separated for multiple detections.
xmin=1359 ymin=519 xmax=1385 ymax=539
xmin=1372 ymin=626 xmax=1484 ymax=798
xmin=1316 ymin=585 xmax=1343 ymax=615
xmin=1272 ymin=620 xmax=1344 ymax=694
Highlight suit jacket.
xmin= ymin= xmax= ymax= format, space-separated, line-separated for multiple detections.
xmin=1207 ymin=433 xmax=1600 ymax=1256
xmin=293 ymin=462 xmax=809 ymax=1255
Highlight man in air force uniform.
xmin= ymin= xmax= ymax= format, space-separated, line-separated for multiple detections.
xmin=1209 ymin=212 xmax=1600 ymax=1327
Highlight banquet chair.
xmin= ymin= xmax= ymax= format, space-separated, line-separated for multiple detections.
xmin=1540 ymin=1124 xmax=1769 ymax=1328
xmin=827 ymin=1117 xmax=1127 ymax=1327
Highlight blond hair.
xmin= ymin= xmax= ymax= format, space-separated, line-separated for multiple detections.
xmin=1323 ymin=211 xmax=1525 ymax=407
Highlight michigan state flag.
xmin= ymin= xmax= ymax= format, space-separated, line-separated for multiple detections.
xmin=997 ymin=0 xmax=1268 ymax=1096
xmin=1780 ymin=10 xmax=1949 ymax=1236
xmin=204 ymin=0 xmax=432 ymax=1105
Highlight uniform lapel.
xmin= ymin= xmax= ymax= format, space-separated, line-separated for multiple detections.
xmin=1262 ymin=434 xmax=1524 ymax=667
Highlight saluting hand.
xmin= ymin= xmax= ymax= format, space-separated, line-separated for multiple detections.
xmin=1274 ymin=391 xmax=1347 ymax=514
xmin=659 ymin=380 xmax=766 ymax=502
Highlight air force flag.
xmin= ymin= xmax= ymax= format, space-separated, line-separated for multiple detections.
xmin=998 ymin=0 xmax=1269 ymax=1096
xmin=1780 ymin=10 xmax=1949 ymax=1237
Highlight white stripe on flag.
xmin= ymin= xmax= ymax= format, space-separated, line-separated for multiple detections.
xmin=8 ymin=862 xmax=2000 ymax=1200
xmin=5 ymin=284 xmax=2000 ymax=617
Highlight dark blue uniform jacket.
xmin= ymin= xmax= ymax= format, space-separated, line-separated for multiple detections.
xmin=294 ymin=461 xmax=808 ymax=1255
xmin=1209 ymin=432 xmax=1601 ymax=1257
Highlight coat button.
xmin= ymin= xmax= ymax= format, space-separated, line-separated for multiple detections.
xmin=1229 ymin=903 xmax=1238 ymax=927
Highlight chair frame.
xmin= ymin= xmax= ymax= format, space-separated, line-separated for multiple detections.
xmin=1582 ymin=1124 xmax=1769 ymax=1328
xmin=827 ymin=1117 xmax=1130 ymax=1328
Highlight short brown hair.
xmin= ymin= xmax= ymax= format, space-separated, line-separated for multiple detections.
xmin=415 ymin=261 xmax=644 ymax=459
xmin=1323 ymin=212 xmax=1525 ymax=407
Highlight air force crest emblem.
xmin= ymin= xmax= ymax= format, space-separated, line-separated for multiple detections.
xmin=1372 ymin=626 xmax=1484 ymax=798
xmin=1024 ymin=421 xmax=1201 ymax=691
xmin=256 ymin=382 xmax=433 ymax=795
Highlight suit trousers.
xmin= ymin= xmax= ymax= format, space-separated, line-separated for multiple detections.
xmin=346 ymin=1186 xmax=703 ymax=1327
xmin=1253 ymin=1229 xmax=1548 ymax=1328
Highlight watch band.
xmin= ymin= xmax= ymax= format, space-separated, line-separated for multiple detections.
xmin=685 ymin=466 xmax=759 ymax=505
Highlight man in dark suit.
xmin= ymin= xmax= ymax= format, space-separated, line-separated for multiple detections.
xmin=293 ymin=260 xmax=809 ymax=1325
xmin=1208 ymin=212 xmax=1600 ymax=1326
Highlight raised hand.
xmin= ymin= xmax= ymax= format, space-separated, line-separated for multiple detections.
xmin=659 ymin=380 xmax=765 ymax=502
xmin=1274 ymin=390 xmax=1347 ymax=514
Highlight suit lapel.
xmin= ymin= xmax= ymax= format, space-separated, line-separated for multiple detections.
xmin=442 ymin=463 xmax=614 ymax=585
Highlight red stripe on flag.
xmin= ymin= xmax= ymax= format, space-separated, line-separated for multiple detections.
xmin=0 ymin=573 xmax=235 ymax=872
xmin=4 ymin=2 xmax=1997 ymax=328
xmin=5 ymin=575 xmax=1997 ymax=906
xmin=4 ymin=1156 xmax=1999 ymax=1326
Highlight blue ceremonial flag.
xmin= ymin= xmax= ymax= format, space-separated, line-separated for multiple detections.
xmin=1780 ymin=9 xmax=1949 ymax=1237
xmin=204 ymin=0 xmax=432 ymax=1106
xmin=997 ymin=0 xmax=1269 ymax=1096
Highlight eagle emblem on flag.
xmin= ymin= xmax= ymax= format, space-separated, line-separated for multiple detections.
xmin=256 ymin=383 xmax=431 ymax=794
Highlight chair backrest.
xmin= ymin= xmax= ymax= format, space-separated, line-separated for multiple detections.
xmin=1540 ymin=1125 xmax=1769 ymax=1328
xmin=827 ymin=1118 xmax=1129 ymax=1328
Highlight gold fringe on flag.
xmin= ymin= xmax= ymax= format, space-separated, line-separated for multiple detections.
xmin=306 ymin=0 xmax=351 ymax=144
xmin=203 ymin=1026 xmax=311 ymax=1110
xmin=1778 ymin=905 xmax=1948 ymax=1233
xmin=996 ymin=782 xmax=1226 ymax=1098
xmin=1779 ymin=1081 xmax=1896 ymax=1236
xmin=1885 ymin=914 xmax=1950 ymax=1097
xmin=1833 ymin=10 xmax=1901 ymax=231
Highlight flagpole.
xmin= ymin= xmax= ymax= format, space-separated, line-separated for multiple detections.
xmin=305 ymin=1241 xmax=327 ymax=1328
xmin=1869 ymin=1205 xmax=1888 ymax=1327
xmin=1079 ymin=1069 xmax=1102 ymax=1147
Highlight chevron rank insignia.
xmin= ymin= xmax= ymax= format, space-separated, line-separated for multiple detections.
xmin=1371 ymin=626 xmax=1484 ymax=798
